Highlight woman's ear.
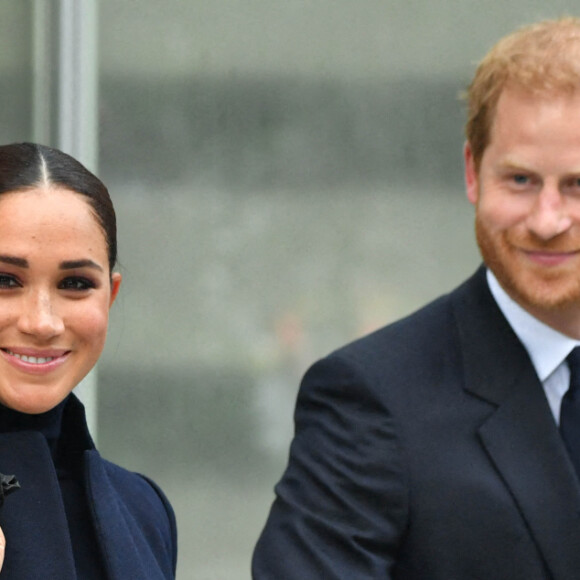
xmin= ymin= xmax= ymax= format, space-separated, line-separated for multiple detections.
xmin=109 ymin=272 xmax=122 ymax=307
xmin=464 ymin=142 xmax=479 ymax=205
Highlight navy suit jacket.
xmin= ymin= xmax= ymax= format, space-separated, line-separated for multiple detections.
xmin=0 ymin=395 xmax=177 ymax=579
xmin=253 ymin=267 xmax=580 ymax=579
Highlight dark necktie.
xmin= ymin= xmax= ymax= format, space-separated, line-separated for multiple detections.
xmin=560 ymin=346 xmax=580 ymax=479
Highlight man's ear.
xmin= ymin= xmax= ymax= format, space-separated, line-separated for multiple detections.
xmin=464 ymin=142 xmax=479 ymax=205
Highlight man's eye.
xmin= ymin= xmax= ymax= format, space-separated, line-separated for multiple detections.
xmin=561 ymin=177 xmax=580 ymax=194
xmin=513 ymin=174 xmax=529 ymax=184
xmin=59 ymin=277 xmax=95 ymax=291
xmin=0 ymin=275 xmax=20 ymax=288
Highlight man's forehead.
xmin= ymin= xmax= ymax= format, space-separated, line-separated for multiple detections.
xmin=489 ymin=86 xmax=580 ymax=133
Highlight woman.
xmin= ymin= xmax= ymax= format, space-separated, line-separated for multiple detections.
xmin=0 ymin=142 xmax=177 ymax=578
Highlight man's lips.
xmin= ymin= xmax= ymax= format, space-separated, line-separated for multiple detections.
xmin=520 ymin=248 xmax=580 ymax=266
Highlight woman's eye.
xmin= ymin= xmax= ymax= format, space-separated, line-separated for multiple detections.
xmin=0 ymin=275 xmax=20 ymax=288
xmin=59 ymin=277 xmax=96 ymax=291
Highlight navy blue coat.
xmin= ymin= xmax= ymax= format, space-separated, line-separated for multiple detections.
xmin=253 ymin=267 xmax=580 ymax=579
xmin=0 ymin=395 xmax=177 ymax=579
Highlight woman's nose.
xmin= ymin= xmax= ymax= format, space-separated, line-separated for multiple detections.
xmin=17 ymin=291 xmax=65 ymax=339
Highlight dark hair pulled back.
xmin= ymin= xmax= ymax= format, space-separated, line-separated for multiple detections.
xmin=0 ymin=142 xmax=117 ymax=270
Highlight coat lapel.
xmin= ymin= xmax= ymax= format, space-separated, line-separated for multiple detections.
xmin=84 ymin=450 xmax=169 ymax=580
xmin=454 ymin=268 xmax=580 ymax=580
xmin=0 ymin=432 xmax=76 ymax=579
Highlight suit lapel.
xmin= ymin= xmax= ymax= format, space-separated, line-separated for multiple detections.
xmin=479 ymin=376 xmax=580 ymax=579
xmin=454 ymin=268 xmax=580 ymax=579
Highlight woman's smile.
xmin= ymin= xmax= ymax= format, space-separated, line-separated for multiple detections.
xmin=0 ymin=348 xmax=71 ymax=373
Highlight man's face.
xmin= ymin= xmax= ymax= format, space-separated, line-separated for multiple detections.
xmin=465 ymin=87 xmax=580 ymax=330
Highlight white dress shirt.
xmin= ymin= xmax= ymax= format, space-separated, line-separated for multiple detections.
xmin=487 ymin=269 xmax=580 ymax=424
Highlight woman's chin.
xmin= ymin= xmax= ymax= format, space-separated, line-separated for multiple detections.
xmin=0 ymin=391 xmax=69 ymax=415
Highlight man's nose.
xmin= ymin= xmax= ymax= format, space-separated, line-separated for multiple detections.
xmin=525 ymin=185 xmax=573 ymax=240
xmin=17 ymin=291 xmax=65 ymax=339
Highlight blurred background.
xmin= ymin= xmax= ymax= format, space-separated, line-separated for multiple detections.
xmin=1 ymin=1 xmax=579 ymax=577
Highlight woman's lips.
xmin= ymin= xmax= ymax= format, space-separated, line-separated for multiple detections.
xmin=0 ymin=348 xmax=70 ymax=374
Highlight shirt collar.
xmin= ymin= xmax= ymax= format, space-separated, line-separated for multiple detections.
xmin=486 ymin=269 xmax=579 ymax=381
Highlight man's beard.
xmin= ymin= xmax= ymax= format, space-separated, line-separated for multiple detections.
xmin=475 ymin=213 xmax=580 ymax=311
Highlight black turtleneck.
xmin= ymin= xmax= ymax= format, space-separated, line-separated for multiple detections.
xmin=0 ymin=399 xmax=66 ymax=456
xmin=0 ymin=397 xmax=107 ymax=579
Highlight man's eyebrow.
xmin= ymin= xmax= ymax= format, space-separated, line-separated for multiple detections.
xmin=0 ymin=256 xmax=28 ymax=268
xmin=497 ymin=158 xmax=528 ymax=170
xmin=60 ymin=259 xmax=104 ymax=272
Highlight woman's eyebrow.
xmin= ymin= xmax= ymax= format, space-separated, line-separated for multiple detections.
xmin=60 ymin=259 xmax=104 ymax=272
xmin=0 ymin=256 xmax=28 ymax=268
xmin=0 ymin=256 xmax=104 ymax=272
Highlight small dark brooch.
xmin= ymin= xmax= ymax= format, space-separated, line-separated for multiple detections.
xmin=0 ymin=474 xmax=20 ymax=508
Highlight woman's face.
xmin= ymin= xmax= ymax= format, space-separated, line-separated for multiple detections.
xmin=0 ymin=187 xmax=121 ymax=414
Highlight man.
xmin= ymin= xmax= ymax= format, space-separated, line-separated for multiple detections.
xmin=252 ymin=18 xmax=580 ymax=579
